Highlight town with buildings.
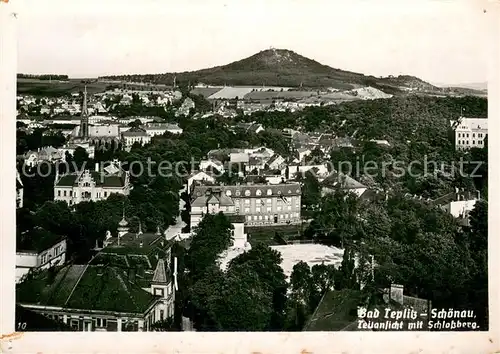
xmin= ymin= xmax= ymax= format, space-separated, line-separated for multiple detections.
xmin=14 ymin=47 xmax=488 ymax=333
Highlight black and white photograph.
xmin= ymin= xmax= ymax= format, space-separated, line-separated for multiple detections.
xmin=1 ymin=0 xmax=498 ymax=352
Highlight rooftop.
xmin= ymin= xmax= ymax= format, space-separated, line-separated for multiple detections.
xmin=55 ymin=171 xmax=127 ymax=188
xmin=16 ymin=264 xmax=159 ymax=314
xmin=191 ymin=182 xmax=301 ymax=200
xmin=17 ymin=227 xmax=66 ymax=253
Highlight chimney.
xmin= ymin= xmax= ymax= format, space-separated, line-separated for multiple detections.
xmin=390 ymin=284 xmax=404 ymax=305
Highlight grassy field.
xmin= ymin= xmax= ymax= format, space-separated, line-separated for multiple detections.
xmin=17 ymin=79 xmax=109 ymax=96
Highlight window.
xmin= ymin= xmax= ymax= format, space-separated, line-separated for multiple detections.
xmin=245 ymin=199 xmax=250 ymax=205
xmin=258 ymin=215 xmax=263 ymax=220
xmin=467 ymin=141 xmax=469 ymax=144
xmin=57 ymin=190 xmax=61 ymax=197
xmin=63 ymin=190 xmax=67 ymax=197
xmin=253 ymin=215 xmax=257 ymax=221
xmin=285 ymin=213 xmax=289 ymax=219
xmin=256 ymin=199 xmax=261 ymax=205
xmin=104 ymin=191 xmax=107 ymax=197
xmin=267 ymin=207 xmax=272 ymax=213
xmin=70 ymin=319 xmax=79 ymax=330
xmin=472 ymin=140 xmax=475 ymax=145
xmin=246 ymin=215 xmax=251 ymax=221
xmin=69 ymin=191 xmax=73 ymax=197
xmin=244 ymin=207 xmax=250 ymax=213
xmin=280 ymin=214 xmax=284 ymax=219
xmin=256 ymin=207 xmax=261 ymax=213
xmin=256 ymin=189 xmax=262 ymax=196
xmin=472 ymin=133 xmax=475 ymax=138
xmin=226 ymin=190 xmax=232 ymax=197
xmin=160 ymin=310 xmax=164 ymax=321
xmin=267 ymin=198 xmax=272 ymax=204
xmin=277 ymin=206 xmax=282 ymax=211
xmin=245 ymin=190 xmax=251 ymax=196
xmin=96 ymin=318 xmax=107 ymax=328
xmin=154 ymin=288 xmax=164 ymax=297
xmin=267 ymin=189 xmax=272 ymax=195
xmin=458 ymin=133 xmax=461 ymax=137
xmin=288 ymin=205 xmax=292 ymax=211
xmin=264 ymin=215 xmax=269 ymax=220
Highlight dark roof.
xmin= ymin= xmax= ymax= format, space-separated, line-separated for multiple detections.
xmin=122 ymin=128 xmax=148 ymax=137
xmin=304 ymin=289 xmax=365 ymax=331
xmin=55 ymin=171 xmax=127 ymax=188
xmin=17 ymin=264 xmax=159 ymax=314
xmin=17 ymin=228 xmax=66 ymax=253
xmin=322 ymin=172 xmax=366 ymax=190
xmin=191 ymin=183 xmax=301 ymax=200
xmin=93 ymin=232 xmax=173 ymax=284
xmin=16 ymin=305 xmax=74 ymax=331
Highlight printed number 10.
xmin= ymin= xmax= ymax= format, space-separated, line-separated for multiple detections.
xmin=17 ymin=322 xmax=27 ymax=330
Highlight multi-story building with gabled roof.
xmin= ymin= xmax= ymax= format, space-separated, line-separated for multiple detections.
xmin=16 ymin=216 xmax=176 ymax=332
xmin=190 ymin=182 xmax=302 ymax=229
xmin=53 ymin=163 xmax=131 ymax=206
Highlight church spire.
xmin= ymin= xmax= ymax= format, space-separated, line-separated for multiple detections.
xmin=79 ymin=85 xmax=89 ymax=138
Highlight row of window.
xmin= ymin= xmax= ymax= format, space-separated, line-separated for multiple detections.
xmin=57 ymin=190 xmax=110 ymax=198
xmin=245 ymin=213 xmax=300 ymax=222
xmin=458 ymin=140 xmax=483 ymax=146
xmin=225 ymin=188 xmax=299 ymax=197
xmin=242 ymin=205 xmax=297 ymax=213
xmin=40 ymin=244 xmax=64 ymax=265
xmin=238 ymin=197 xmax=298 ymax=205
xmin=458 ymin=132 xmax=484 ymax=138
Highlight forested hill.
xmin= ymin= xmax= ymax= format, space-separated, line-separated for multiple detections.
xmin=98 ymin=48 xmax=437 ymax=93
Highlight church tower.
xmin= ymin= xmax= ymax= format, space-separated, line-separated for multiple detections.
xmin=79 ymin=86 xmax=89 ymax=138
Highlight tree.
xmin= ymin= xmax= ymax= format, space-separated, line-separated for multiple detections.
xmin=72 ymin=147 xmax=90 ymax=170
xmin=335 ymin=247 xmax=358 ymax=290
xmin=128 ymin=119 xmax=143 ymax=128
xmin=151 ymin=318 xmax=178 ymax=331
xmin=299 ymin=171 xmax=321 ymax=211
xmin=289 ymin=261 xmax=312 ymax=304
xmin=208 ymin=263 xmax=274 ymax=331
xmin=186 ymin=213 xmax=233 ymax=279
xmin=228 ymin=243 xmax=288 ymax=330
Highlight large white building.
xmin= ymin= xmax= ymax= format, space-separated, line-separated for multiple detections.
xmin=451 ymin=117 xmax=488 ymax=150
xmin=54 ymin=164 xmax=131 ymax=206
xmin=16 ymin=236 xmax=67 ymax=283
xmin=190 ymin=182 xmax=302 ymax=229
xmin=144 ymin=123 xmax=183 ymax=137
xmin=121 ymin=127 xmax=152 ymax=149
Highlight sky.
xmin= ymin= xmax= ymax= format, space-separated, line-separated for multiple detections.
xmin=14 ymin=0 xmax=495 ymax=85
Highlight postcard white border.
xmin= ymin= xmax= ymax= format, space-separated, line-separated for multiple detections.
xmin=1 ymin=1 xmax=499 ymax=353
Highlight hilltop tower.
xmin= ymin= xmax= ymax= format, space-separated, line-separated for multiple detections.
xmin=79 ymin=86 xmax=89 ymax=138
